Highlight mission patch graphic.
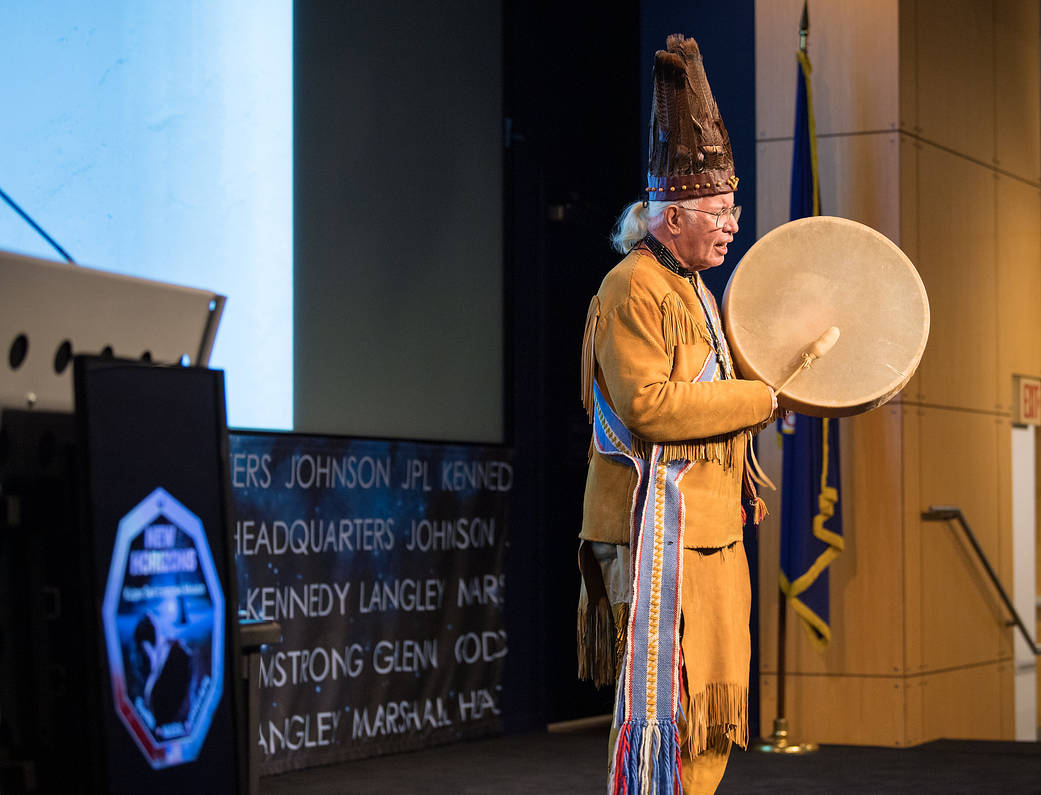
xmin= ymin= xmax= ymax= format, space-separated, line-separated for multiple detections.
xmin=101 ymin=487 xmax=225 ymax=769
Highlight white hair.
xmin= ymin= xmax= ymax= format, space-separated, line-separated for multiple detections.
xmin=609 ymin=197 xmax=703 ymax=254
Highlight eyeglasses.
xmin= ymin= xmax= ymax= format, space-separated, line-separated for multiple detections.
xmin=679 ymin=204 xmax=742 ymax=228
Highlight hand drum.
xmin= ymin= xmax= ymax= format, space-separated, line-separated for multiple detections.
xmin=722 ymin=216 xmax=929 ymax=417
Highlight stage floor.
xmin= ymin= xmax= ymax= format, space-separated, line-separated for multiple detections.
xmin=261 ymin=723 xmax=1041 ymax=794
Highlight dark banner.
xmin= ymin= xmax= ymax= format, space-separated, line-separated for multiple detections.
xmin=229 ymin=433 xmax=512 ymax=775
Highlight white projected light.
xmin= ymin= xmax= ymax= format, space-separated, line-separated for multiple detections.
xmin=0 ymin=1 xmax=293 ymax=430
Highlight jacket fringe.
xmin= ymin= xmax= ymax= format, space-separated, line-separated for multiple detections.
xmin=585 ymin=290 xmax=765 ymax=469
xmin=612 ymin=602 xmax=629 ymax=677
xmin=682 ymin=682 xmax=749 ymax=757
xmin=652 ymin=292 xmax=743 ymax=467
xmin=581 ymin=296 xmax=600 ymax=422
xmin=751 ymin=497 xmax=768 ymax=525
xmin=576 ymin=596 xmax=616 ymax=687
xmin=660 ymin=292 xmax=711 ymax=352
xmin=631 ymin=434 xmax=738 ymax=469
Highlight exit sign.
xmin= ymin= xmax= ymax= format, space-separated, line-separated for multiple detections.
xmin=1013 ymin=375 xmax=1041 ymax=425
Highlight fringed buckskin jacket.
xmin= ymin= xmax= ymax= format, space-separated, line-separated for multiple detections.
xmin=579 ymin=244 xmax=774 ymax=550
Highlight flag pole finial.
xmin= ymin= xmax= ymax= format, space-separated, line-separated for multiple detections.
xmin=799 ymin=1 xmax=809 ymax=52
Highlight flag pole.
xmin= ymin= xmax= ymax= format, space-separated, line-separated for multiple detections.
xmin=751 ymin=580 xmax=818 ymax=753
xmin=752 ymin=2 xmax=820 ymax=754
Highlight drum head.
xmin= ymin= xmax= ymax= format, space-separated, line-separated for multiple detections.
xmin=722 ymin=216 xmax=929 ymax=417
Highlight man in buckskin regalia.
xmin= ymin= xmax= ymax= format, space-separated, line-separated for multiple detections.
xmin=576 ymin=34 xmax=777 ymax=795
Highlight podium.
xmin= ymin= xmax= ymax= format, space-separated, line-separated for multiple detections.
xmin=0 ymin=252 xmax=251 ymax=793
xmin=0 ymin=359 xmax=248 ymax=793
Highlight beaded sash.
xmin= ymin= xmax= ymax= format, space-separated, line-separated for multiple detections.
xmin=593 ymin=381 xmax=691 ymax=794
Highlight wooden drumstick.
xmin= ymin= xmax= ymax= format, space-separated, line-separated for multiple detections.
xmin=775 ymin=326 xmax=840 ymax=395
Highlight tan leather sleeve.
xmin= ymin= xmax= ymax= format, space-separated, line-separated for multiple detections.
xmin=596 ymin=290 xmax=774 ymax=441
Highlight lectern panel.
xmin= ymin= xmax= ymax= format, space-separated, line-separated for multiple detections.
xmin=75 ymin=356 xmax=243 ymax=794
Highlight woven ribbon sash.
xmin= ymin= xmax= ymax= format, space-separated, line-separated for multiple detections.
xmin=592 ymin=381 xmax=701 ymax=794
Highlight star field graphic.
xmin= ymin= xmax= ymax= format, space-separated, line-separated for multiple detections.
xmin=230 ymin=433 xmax=512 ymax=775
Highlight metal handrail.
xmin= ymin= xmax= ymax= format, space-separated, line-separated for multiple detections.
xmin=921 ymin=505 xmax=1040 ymax=656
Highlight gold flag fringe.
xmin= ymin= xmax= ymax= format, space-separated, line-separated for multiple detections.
xmin=576 ymin=596 xmax=616 ymax=687
xmin=581 ymin=295 xmax=600 ymax=422
xmin=681 ymin=682 xmax=749 ymax=757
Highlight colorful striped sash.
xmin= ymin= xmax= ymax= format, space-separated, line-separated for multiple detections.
xmin=592 ymin=381 xmax=693 ymax=794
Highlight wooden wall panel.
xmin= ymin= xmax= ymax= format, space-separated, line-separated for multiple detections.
xmin=913 ymin=0 xmax=995 ymax=164
xmin=904 ymin=674 xmax=926 ymax=746
xmin=918 ymin=408 xmax=1007 ymax=670
xmin=755 ymin=134 xmax=901 ymax=261
xmin=899 ymin=135 xmax=923 ymax=403
xmin=914 ymin=147 xmax=998 ymax=411
xmin=757 ymin=409 xmax=906 ymax=679
xmin=816 ymin=133 xmax=901 ymax=240
xmin=753 ymin=0 xmax=1038 ymax=747
xmin=756 ymin=428 xmax=783 ymax=673
xmin=898 ymin=0 xmax=918 ymax=134
xmin=756 ymin=137 xmax=900 ymax=236
xmin=995 ymin=176 xmax=1041 ymax=412
xmin=755 ymin=139 xmax=793 ymax=240
xmin=903 ymin=404 xmax=924 ymax=673
xmin=754 ymin=0 xmax=803 ymax=141
xmin=755 ymin=0 xmax=899 ymax=141
xmin=920 ymin=524 xmax=1007 ymax=665
xmin=787 ymin=407 xmax=906 ymax=676
xmin=994 ymin=0 xmax=1041 ymax=182
xmin=897 ymin=135 xmax=919 ymax=262
xmin=999 ymin=657 xmax=1016 ymax=739
xmin=996 ymin=417 xmax=1014 ymax=663
xmin=808 ymin=1 xmax=900 ymax=137
xmin=760 ymin=673 xmax=906 ymax=746
xmin=919 ymin=662 xmax=1012 ymax=741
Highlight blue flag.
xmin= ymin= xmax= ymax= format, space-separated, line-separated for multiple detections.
xmin=779 ymin=46 xmax=844 ymax=649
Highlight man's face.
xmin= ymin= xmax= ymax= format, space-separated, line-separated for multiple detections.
xmin=673 ymin=192 xmax=739 ymax=271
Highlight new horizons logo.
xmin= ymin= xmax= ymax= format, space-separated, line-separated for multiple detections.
xmin=101 ymin=487 xmax=225 ymax=769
